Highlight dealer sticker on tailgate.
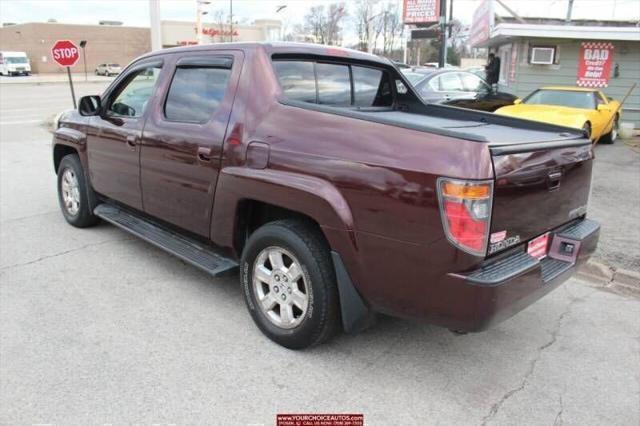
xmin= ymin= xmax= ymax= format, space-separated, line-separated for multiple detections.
xmin=527 ymin=233 xmax=550 ymax=259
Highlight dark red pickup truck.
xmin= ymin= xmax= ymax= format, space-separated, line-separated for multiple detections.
xmin=52 ymin=43 xmax=599 ymax=349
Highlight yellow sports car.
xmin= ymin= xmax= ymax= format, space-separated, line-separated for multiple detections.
xmin=494 ymin=86 xmax=621 ymax=144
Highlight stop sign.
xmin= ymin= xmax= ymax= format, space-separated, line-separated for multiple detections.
xmin=51 ymin=40 xmax=80 ymax=67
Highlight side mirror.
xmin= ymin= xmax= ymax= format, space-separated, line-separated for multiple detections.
xmin=597 ymin=104 xmax=610 ymax=112
xmin=513 ymin=98 xmax=522 ymax=105
xmin=79 ymin=95 xmax=101 ymax=116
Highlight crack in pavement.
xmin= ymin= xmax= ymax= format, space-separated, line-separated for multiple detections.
xmin=553 ymin=395 xmax=564 ymax=426
xmin=480 ymin=288 xmax=599 ymax=425
xmin=0 ymin=210 xmax=59 ymax=224
xmin=0 ymin=238 xmax=133 ymax=271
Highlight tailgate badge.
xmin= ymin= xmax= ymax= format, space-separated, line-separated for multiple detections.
xmin=488 ymin=235 xmax=521 ymax=254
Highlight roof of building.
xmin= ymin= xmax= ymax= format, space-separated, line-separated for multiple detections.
xmin=478 ymin=19 xmax=640 ymax=47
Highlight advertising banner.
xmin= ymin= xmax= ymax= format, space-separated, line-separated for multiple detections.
xmin=469 ymin=0 xmax=494 ymax=47
xmin=576 ymin=42 xmax=615 ymax=88
xmin=402 ymin=0 xmax=440 ymax=25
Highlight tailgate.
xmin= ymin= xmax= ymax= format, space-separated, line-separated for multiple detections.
xmin=488 ymin=140 xmax=593 ymax=256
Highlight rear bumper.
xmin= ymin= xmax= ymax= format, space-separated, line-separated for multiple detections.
xmin=440 ymin=218 xmax=600 ymax=332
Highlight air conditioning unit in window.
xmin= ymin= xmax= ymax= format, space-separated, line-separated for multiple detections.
xmin=530 ymin=47 xmax=555 ymax=65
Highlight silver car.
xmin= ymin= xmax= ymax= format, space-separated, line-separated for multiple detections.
xmin=95 ymin=63 xmax=121 ymax=76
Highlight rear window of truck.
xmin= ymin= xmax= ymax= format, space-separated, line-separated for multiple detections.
xmin=273 ymin=60 xmax=393 ymax=108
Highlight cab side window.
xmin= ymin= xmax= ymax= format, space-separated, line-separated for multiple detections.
xmin=108 ymin=66 xmax=161 ymax=118
xmin=164 ymin=66 xmax=231 ymax=123
xmin=273 ymin=59 xmax=394 ymax=107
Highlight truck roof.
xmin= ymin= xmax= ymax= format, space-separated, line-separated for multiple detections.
xmin=137 ymin=42 xmax=390 ymax=66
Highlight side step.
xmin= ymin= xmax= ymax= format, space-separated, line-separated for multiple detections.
xmin=94 ymin=204 xmax=238 ymax=277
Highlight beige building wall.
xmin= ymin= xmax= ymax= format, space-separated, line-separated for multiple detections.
xmin=161 ymin=19 xmax=281 ymax=47
xmin=0 ymin=23 xmax=150 ymax=73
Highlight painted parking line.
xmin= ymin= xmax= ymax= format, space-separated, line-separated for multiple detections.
xmin=0 ymin=119 xmax=43 ymax=125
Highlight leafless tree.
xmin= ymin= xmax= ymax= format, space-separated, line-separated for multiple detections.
xmin=380 ymin=2 xmax=403 ymax=55
xmin=304 ymin=3 xmax=347 ymax=45
xmin=212 ymin=9 xmax=227 ymax=42
xmin=354 ymin=0 xmax=380 ymax=52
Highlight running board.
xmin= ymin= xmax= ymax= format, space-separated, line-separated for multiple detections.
xmin=94 ymin=204 xmax=238 ymax=277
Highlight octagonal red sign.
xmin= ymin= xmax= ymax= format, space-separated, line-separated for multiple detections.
xmin=51 ymin=40 xmax=79 ymax=67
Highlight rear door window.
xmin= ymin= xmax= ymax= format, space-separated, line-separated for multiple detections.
xmin=316 ymin=63 xmax=351 ymax=106
xmin=164 ymin=66 xmax=231 ymax=123
xmin=460 ymin=73 xmax=489 ymax=92
xmin=438 ymin=73 xmax=464 ymax=91
xmin=352 ymin=66 xmax=391 ymax=107
xmin=273 ymin=61 xmax=316 ymax=103
xmin=273 ymin=60 xmax=394 ymax=107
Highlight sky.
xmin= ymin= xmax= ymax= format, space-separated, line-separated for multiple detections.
xmin=1 ymin=0 xmax=639 ymax=38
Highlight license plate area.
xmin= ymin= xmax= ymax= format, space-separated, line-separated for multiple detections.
xmin=527 ymin=232 xmax=549 ymax=259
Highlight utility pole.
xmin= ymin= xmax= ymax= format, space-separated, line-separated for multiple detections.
xmin=79 ymin=40 xmax=87 ymax=81
xmin=149 ymin=0 xmax=162 ymax=51
xmin=402 ymin=26 xmax=408 ymax=64
xmin=438 ymin=0 xmax=447 ymax=68
xmin=196 ymin=1 xmax=203 ymax=44
xmin=565 ymin=0 xmax=574 ymax=24
xmin=229 ymin=0 xmax=233 ymax=42
xmin=196 ymin=0 xmax=210 ymax=45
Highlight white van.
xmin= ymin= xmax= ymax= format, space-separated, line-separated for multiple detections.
xmin=0 ymin=51 xmax=31 ymax=76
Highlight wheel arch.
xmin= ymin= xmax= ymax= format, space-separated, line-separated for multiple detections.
xmin=210 ymin=167 xmax=356 ymax=257
xmin=52 ymin=127 xmax=87 ymax=172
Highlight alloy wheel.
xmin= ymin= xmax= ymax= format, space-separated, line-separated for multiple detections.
xmin=252 ymin=246 xmax=310 ymax=329
xmin=61 ymin=168 xmax=81 ymax=216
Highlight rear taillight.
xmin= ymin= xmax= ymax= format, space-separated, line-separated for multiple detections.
xmin=437 ymin=178 xmax=493 ymax=256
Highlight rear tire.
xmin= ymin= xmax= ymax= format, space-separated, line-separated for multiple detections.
xmin=57 ymin=154 xmax=100 ymax=228
xmin=600 ymin=115 xmax=618 ymax=144
xmin=240 ymin=219 xmax=340 ymax=349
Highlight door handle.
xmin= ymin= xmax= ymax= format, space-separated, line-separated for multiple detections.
xmin=197 ymin=146 xmax=212 ymax=162
xmin=126 ymin=135 xmax=137 ymax=149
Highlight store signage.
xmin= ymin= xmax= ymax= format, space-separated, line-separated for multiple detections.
xmin=576 ymin=42 xmax=615 ymax=88
xmin=402 ymin=0 xmax=440 ymax=25
xmin=469 ymin=0 xmax=494 ymax=47
xmin=201 ymin=27 xmax=239 ymax=37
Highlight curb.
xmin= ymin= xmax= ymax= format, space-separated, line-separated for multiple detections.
xmin=577 ymin=259 xmax=640 ymax=296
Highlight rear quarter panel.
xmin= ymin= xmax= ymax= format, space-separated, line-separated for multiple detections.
xmin=213 ymin=45 xmax=496 ymax=316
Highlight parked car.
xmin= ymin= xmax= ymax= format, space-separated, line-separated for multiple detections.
xmin=52 ymin=43 xmax=600 ymax=349
xmin=495 ymin=87 xmax=621 ymax=143
xmin=465 ymin=66 xmax=485 ymax=78
xmin=0 ymin=51 xmax=31 ymax=76
xmin=423 ymin=62 xmax=458 ymax=69
xmin=391 ymin=60 xmax=410 ymax=69
xmin=401 ymin=67 xmax=437 ymax=81
xmin=95 ymin=63 xmax=122 ymax=76
xmin=403 ymin=69 xmax=518 ymax=112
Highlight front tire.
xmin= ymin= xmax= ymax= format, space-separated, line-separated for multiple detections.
xmin=241 ymin=220 xmax=340 ymax=349
xmin=581 ymin=122 xmax=592 ymax=142
xmin=57 ymin=154 xmax=99 ymax=228
xmin=600 ymin=115 xmax=618 ymax=144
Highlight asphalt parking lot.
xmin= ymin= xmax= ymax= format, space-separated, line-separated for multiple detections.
xmin=1 ymin=82 xmax=638 ymax=425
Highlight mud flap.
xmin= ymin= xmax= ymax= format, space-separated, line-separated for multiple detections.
xmin=331 ymin=251 xmax=375 ymax=334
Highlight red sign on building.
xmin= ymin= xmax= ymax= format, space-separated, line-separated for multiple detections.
xmin=51 ymin=40 xmax=79 ymax=67
xmin=576 ymin=42 xmax=615 ymax=88
xmin=469 ymin=0 xmax=494 ymax=47
xmin=402 ymin=0 xmax=440 ymax=25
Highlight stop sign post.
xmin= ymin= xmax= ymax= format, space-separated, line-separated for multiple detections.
xmin=51 ymin=40 xmax=80 ymax=108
